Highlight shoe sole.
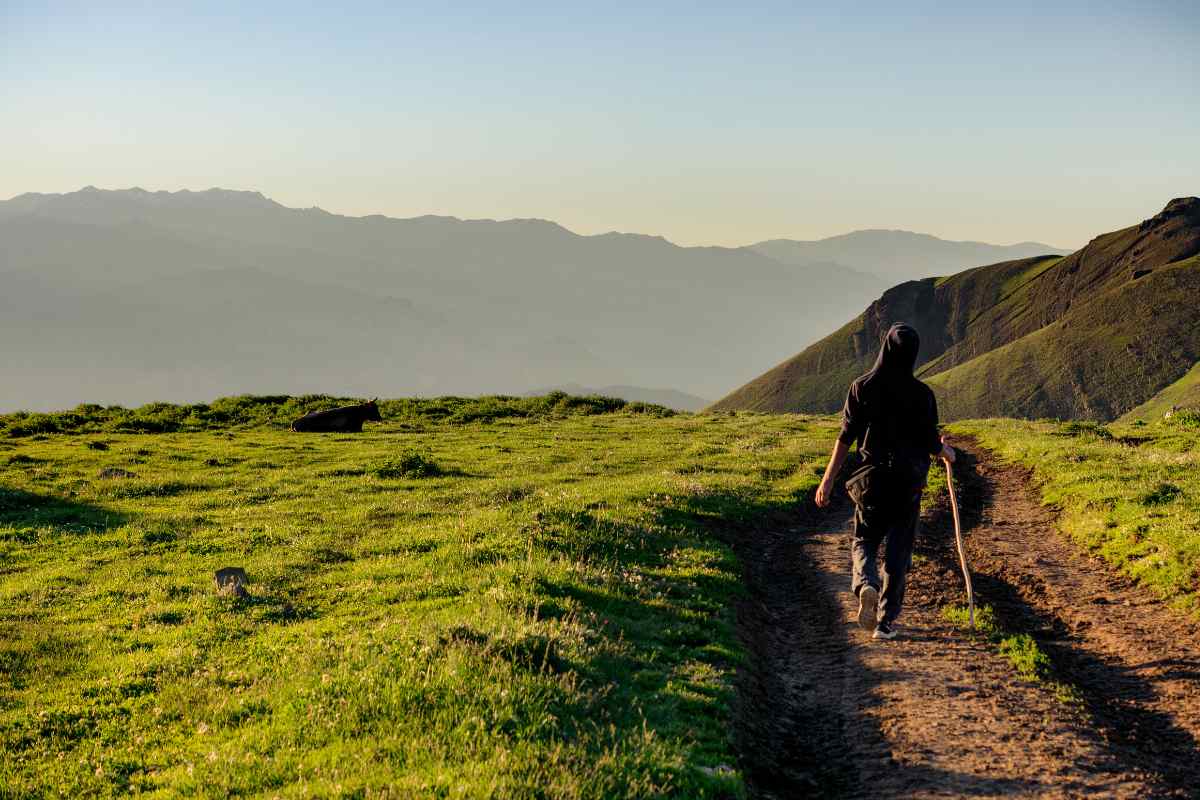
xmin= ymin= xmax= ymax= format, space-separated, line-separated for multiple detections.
xmin=872 ymin=628 xmax=897 ymax=640
xmin=857 ymin=586 xmax=878 ymax=631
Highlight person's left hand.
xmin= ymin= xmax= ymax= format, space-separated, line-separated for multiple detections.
xmin=940 ymin=437 xmax=956 ymax=464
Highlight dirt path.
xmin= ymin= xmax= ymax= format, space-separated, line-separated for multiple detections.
xmin=733 ymin=441 xmax=1200 ymax=799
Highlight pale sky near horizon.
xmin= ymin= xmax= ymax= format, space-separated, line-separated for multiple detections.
xmin=1 ymin=1 xmax=1197 ymax=249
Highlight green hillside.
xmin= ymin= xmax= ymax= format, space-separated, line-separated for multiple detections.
xmin=707 ymin=255 xmax=1055 ymax=413
xmin=1119 ymin=360 xmax=1200 ymax=422
xmin=0 ymin=397 xmax=835 ymax=797
xmin=711 ymin=198 xmax=1200 ymax=421
xmin=928 ymin=254 xmax=1200 ymax=419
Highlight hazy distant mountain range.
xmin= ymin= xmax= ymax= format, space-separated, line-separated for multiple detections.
xmin=714 ymin=198 xmax=1200 ymax=422
xmin=0 ymin=186 xmax=1065 ymax=411
xmin=748 ymin=230 xmax=1068 ymax=282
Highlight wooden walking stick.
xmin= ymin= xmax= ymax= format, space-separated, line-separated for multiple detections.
xmin=943 ymin=457 xmax=974 ymax=628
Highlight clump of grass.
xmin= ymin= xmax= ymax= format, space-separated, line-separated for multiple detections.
xmin=1140 ymin=482 xmax=1182 ymax=506
xmin=371 ymin=451 xmax=443 ymax=479
xmin=997 ymin=633 xmax=1053 ymax=682
xmin=1172 ymin=409 xmax=1200 ymax=429
xmin=477 ymin=483 xmax=534 ymax=506
xmin=1056 ymin=421 xmax=1113 ymax=439
xmin=941 ymin=602 xmax=998 ymax=635
xmin=1 ymin=527 xmax=38 ymax=544
xmin=942 ymin=603 xmax=1082 ymax=704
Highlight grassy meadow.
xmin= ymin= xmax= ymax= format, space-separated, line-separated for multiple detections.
xmin=0 ymin=397 xmax=837 ymax=798
xmin=949 ymin=413 xmax=1200 ymax=614
xmin=7 ymin=391 xmax=1198 ymax=798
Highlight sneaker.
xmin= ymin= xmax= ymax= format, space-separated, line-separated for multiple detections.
xmin=873 ymin=622 xmax=898 ymax=640
xmin=857 ymin=585 xmax=878 ymax=631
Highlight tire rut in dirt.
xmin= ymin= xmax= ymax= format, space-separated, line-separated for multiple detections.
xmin=732 ymin=510 xmax=864 ymax=799
xmin=927 ymin=442 xmax=1200 ymax=798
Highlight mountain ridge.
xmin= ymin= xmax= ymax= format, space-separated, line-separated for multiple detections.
xmin=0 ymin=186 xmax=868 ymax=409
xmin=0 ymin=185 xmax=1075 ymax=412
xmin=711 ymin=198 xmax=1200 ymax=421
xmin=1 ymin=186 xmax=1065 ymax=255
xmin=748 ymin=229 xmax=1068 ymax=282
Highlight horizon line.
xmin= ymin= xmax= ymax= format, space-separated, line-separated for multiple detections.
xmin=2 ymin=184 xmax=1082 ymax=253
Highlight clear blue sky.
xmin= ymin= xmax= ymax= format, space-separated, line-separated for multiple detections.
xmin=2 ymin=1 xmax=1197 ymax=247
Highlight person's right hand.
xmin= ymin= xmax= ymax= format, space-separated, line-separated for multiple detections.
xmin=940 ymin=438 xmax=956 ymax=464
xmin=815 ymin=477 xmax=834 ymax=508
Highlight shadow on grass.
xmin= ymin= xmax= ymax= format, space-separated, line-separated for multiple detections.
xmin=0 ymin=484 xmax=138 ymax=683
xmin=0 ymin=485 xmax=130 ymax=536
xmin=0 ymin=487 xmax=132 ymax=694
xmin=517 ymin=488 xmax=816 ymax=788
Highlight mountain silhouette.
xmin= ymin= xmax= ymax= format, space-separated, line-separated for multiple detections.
xmin=2 ymin=186 xmax=1054 ymax=411
xmin=712 ymin=198 xmax=1200 ymax=422
xmin=749 ymin=229 xmax=1066 ymax=281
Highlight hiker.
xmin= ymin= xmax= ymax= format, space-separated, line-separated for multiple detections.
xmin=814 ymin=323 xmax=955 ymax=640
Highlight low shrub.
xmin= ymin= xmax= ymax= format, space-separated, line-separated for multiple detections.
xmin=1056 ymin=421 xmax=1113 ymax=439
xmin=1140 ymin=482 xmax=1182 ymax=506
xmin=1171 ymin=409 xmax=1200 ymax=429
xmin=371 ymin=452 xmax=443 ymax=479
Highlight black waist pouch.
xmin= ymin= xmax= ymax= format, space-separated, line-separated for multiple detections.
xmin=845 ymin=458 xmax=926 ymax=508
xmin=845 ymin=463 xmax=886 ymax=507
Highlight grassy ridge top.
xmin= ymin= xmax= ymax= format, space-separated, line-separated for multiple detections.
xmin=713 ymin=198 xmax=1200 ymax=421
xmin=0 ymin=409 xmax=834 ymax=797
xmin=0 ymin=392 xmax=673 ymax=438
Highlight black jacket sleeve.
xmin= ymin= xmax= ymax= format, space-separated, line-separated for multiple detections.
xmin=925 ymin=389 xmax=942 ymax=455
xmin=838 ymin=382 xmax=865 ymax=447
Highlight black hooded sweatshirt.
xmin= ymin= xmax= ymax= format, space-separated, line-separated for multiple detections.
xmin=837 ymin=323 xmax=943 ymax=484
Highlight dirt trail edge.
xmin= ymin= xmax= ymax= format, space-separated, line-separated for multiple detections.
xmin=732 ymin=441 xmax=1200 ymax=799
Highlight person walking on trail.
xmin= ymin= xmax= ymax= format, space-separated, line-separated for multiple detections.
xmin=814 ymin=322 xmax=956 ymax=641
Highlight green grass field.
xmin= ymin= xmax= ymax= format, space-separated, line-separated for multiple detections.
xmin=0 ymin=399 xmax=837 ymax=798
xmin=949 ymin=414 xmax=1200 ymax=614
xmin=6 ymin=392 xmax=1198 ymax=798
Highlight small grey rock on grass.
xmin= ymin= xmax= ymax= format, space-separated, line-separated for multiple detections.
xmin=214 ymin=566 xmax=249 ymax=598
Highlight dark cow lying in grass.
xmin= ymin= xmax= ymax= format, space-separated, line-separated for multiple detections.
xmin=290 ymin=400 xmax=382 ymax=432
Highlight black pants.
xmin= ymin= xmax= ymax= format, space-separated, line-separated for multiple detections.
xmin=850 ymin=492 xmax=921 ymax=625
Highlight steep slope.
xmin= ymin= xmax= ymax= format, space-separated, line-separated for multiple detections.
xmin=926 ymin=254 xmax=1200 ymax=420
xmin=712 ymin=198 xmax=1200 ymax=421
xmin=706 ymin=254 xmax=1059 ymax=412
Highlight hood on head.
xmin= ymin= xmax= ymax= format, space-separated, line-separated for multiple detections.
xmin=871 ymin=323 xmax=920 ymax=376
